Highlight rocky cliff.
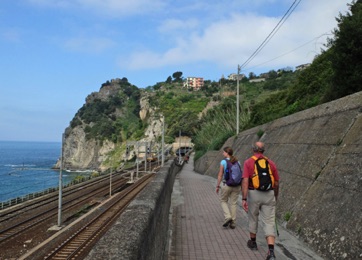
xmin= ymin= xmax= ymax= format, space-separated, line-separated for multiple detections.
xmin=54 ymin=80 xmax=164 ymax=172
xmin=60 ymin=125 xmax=115 ymax=171
xmin=194 ymin=91 xmax=362 ymax=259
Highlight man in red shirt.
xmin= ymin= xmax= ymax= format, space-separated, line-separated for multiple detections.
xmin=242 ymin=142 xmax=280 ymax=260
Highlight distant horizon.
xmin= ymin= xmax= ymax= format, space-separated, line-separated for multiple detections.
xmin=0 ymin=139 xmax=62 ymax=143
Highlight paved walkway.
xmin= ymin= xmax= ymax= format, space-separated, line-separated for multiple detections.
xmin=168 ymin=154 xmax=324 ymax=260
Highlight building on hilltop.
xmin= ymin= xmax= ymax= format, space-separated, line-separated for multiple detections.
xmin=249 ymin=78 xmax=266 ymax=83
xmin=228 ymin=73 xmax=245 ymax=81
xmin=183 ymin=77 xmax=204 ymax=90
xmin=295 ymin=63 xmax=311 ymax=71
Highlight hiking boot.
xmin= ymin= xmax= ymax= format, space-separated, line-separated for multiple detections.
xmin=247 ymin=240 xmax=258 ymax=250
xmin=266 ymin=250 xmax=276 ymax=260
xmin=229 ymin=221 xmax=236 ymax=229
xmin=222 ymin=218 xmax=232 ymax=227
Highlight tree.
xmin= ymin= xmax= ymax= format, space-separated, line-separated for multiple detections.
xmin=325 ymin=0 xmax=362 ymax=100
xmin=172 ymin=71 xmax=183 ymax=82
xmin=249 ymin=72 xmax=256 ymax=79
xmin=268 ymin=70 xmax=278 ymax=79
xmin=166 ymin=76 xmax=172 ymax=83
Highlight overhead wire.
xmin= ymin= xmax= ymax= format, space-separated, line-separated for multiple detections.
xmin=242 ymin=32 xmax=332 ymax=72
xmin=239 ymin=0 xmax=302 ymax=71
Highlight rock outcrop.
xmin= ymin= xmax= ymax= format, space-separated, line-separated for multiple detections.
xmin=54 ymin=80 xmax=164 ymax=171
xmin=61 ymin=125 xmax=115 ymax=171
xmin=54 ymin=79 xmax=142 ymax=171
xmin=194 ymin=91 xmax=362 ymax=259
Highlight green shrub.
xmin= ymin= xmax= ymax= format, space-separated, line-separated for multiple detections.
xmin=284 ymin=212 xmax=292 ymax=221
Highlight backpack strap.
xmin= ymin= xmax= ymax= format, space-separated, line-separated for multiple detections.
xmin=223 ymin=159 xmax=230 ymax=180
xmin=251 ymin=155 xmax=268 ymax=161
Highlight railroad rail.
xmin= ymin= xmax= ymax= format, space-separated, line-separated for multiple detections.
xmin=0 ymin=171 xmax=129 ymax=222
xmin=0 ymin=176 xmax=129 ymax=244
xmin=0 ymin=161 xmax=160 ymax=260
xmin=21 ymin=173 xmax=155 ymax=260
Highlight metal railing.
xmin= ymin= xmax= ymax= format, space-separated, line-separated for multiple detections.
xmin=0 ymin=174 xmax=100 ymax=210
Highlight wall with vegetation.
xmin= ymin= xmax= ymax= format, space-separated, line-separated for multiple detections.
xmin=194 ymin=91 xmax=362 ymax=260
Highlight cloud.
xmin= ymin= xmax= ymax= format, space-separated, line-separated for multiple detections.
xmin=78 ymin=0 xmax=166 ymax=16
xmin=63 ymin=36 xmax=116 ymax=53
xmin=158 ymin=18 xmax=199 ymax=34
xmin=26 ymin=0 xmax=166 ymax=17
xmin=25 ymin=0 xmax=353 ymax=73
xmin=122 ymin=0 xmax=351 ymax=73
xmin=122 ymin=13 xmax=283 ymax=69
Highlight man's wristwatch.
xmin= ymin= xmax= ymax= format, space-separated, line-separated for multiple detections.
xmin=242 ymin=198 xmax=247 ymax=201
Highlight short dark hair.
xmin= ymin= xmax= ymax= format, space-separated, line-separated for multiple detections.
xmin=252 ymin=143 xmax=265 ymax=153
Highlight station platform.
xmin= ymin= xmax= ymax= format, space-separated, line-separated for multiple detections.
xmin=168 ymin=154 xmax=324 ymax=260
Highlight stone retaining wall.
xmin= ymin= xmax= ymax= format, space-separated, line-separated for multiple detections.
xmin=85 ymin=161 xmax=182 ymax=260
xmin=194 ymin=91 xmax=362 ymax=260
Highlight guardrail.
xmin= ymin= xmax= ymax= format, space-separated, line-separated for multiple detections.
xmin=0 ymin=174 xmax=98 ymax=210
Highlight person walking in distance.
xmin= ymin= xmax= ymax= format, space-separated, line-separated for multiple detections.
xmin=216 ymin=147 xmax=242 ymax=229
xmin=242 ymin=142 xmax=280 ymax=260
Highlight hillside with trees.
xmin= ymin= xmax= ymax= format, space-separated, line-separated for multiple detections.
xmin=249 ymin=0 xmax=362 ymax=127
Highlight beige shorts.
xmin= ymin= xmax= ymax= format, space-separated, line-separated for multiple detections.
xmin=248 ymin=189 xmax=276 ymax=237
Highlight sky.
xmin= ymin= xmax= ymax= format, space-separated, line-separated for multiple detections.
xmin=0 ymin=0 xmax=353 ymax=142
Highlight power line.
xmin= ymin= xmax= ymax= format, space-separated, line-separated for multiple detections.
xmin=240 ymin=0 xmax=302 ymax=71
xmin=242 ymin=32 xmax=332 ymax=72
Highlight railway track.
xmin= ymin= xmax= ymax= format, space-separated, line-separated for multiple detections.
xmin=0 ymin=171 xmax=128 ymax=223
xmin=21 ymin=173 xmax=155 ymax=260
xmin=0 ymin=176 xmax=129 ymax=243
xmin=0 ymin=161 xmax=160 ymax=259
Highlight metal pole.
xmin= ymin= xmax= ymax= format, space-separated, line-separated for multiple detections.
xmin=109 ymin=161 xmax=112 ymax=197
xmin=157 ymin=146 xmax=160 ymax=166
xmin=149 ymin=142 xmax=152 ymax=173
xmin=144 ymin=142 xmax=147 ymax=174
xmin=57 ymin=133 xmax=64 ymax=227
xmin=161 ymin=115 xmax=165 ymax=167
xmin=178 ymin=130 xmax=181 ymax=163
xmin=136 ymin=143 xmax=139 ymax=179
xmin=237 ymin=65 xmax=240 ymax=135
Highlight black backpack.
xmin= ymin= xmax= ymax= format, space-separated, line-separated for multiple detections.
xmin=251 ymin=156 xmax=274 ymax=191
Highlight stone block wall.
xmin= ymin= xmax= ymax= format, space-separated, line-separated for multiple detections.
xmin=194 ymin=91 xmax=362 ymax=259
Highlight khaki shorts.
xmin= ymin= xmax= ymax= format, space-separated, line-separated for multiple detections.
xmin=248 ymin=189 xmax=276 ymax=237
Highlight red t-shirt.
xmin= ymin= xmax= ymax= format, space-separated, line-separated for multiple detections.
xmin=242 ymin=153 xmax=279 ymax=189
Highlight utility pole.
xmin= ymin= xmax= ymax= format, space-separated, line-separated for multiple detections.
xmin=144 ymin=142 xmax=147 ymax=174
xmin=109 ymin=156 xmax=113 ymax=198
xmin=178 ymin=130 xmax=182 ymax=163
xmin=57 ymin=133 xmax=64 ymax=227
xmin=136 ymin=142 xmax=139 ymax=179
xmin=149 ymin=142 xmax=152 ymax=173
xmin=236 ymin=65 xmax=241 ymax=135
xmin=161 ymin=115 xmax=165 ymax=167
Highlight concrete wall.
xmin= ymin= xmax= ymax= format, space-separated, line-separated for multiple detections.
xmin=85 ymin=161 xmax=182 ymax=260
xmin=194 ymin=91 xmax=362 ymax=260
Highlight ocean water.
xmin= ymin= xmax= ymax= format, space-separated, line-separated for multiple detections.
xmin=0 ymin=141 xmax=87 ymax=202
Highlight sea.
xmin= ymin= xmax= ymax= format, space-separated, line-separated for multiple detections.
xmin=0 ymin=141 xmax=89 ymax=203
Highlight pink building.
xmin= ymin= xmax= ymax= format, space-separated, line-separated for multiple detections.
xmin=183 ymin=77 xmax=204 ymax=90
